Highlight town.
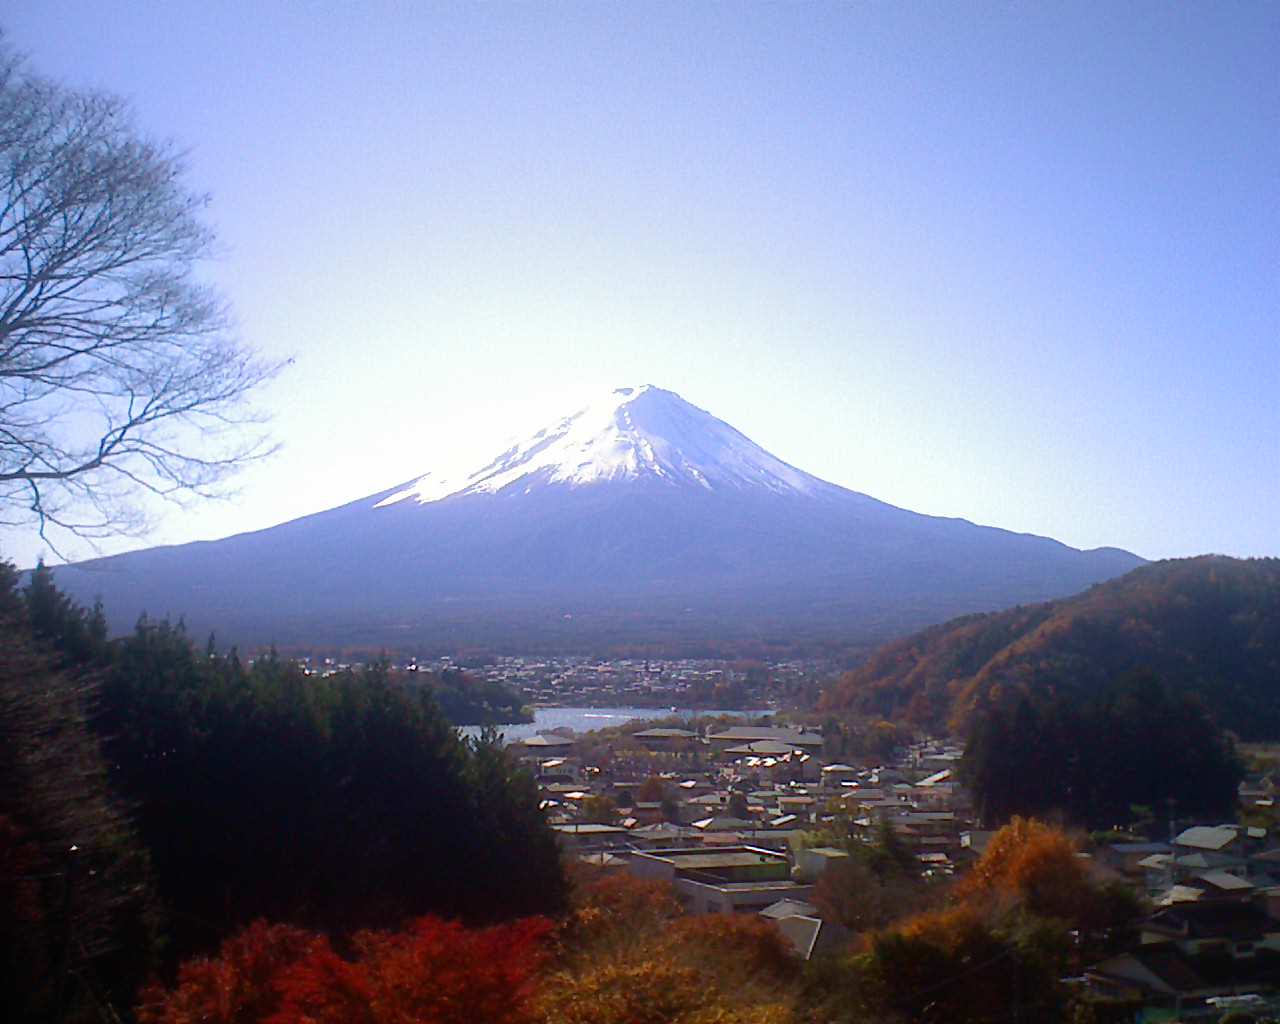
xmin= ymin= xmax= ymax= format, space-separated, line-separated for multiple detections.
xmin=294 ymin=654 xmax=834 ymax=710
xmin=514 ymin=717 xmax=1280 ymax=1020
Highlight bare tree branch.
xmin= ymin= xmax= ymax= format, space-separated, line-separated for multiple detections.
xmin=0 ymin=38 xmax=284 ymax=554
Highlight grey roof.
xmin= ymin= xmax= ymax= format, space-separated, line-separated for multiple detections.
xmin=651 ymin=849 xmax=787 ymax=871
xmin=776 ymin=915 xmax=822 ymax=957
xmin=1174 ymin=825 xmax=1238 ymax=851
xmin=520 ymin=733 xmax=576 ymax=747
xmin=1108 ymin=842 xmax=1172 ymax=856
xmin=708 ymin=726 xmax=823 ymax=746
xmin=725 ymin=740 xmax=803 ymax=756
xmin=1138 ymin=854 xmax=1173 ymax=870
xmin=631 ymin=822 xmax=687 ymax=836
xmin=759 ymin=899 xmax=819 ymax=920
xmin=551 ymin=823 xmax=629 ymax=835
xmin=1195 ymin=870 xmax=1253 ymax=892
xmin=692 ymin=815 xmax=756 ymax=831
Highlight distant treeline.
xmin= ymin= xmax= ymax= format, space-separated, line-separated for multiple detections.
xmin=1 ymin=562 xmax=566 ymax=1023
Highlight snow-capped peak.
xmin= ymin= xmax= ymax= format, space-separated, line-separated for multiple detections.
xmin=375 ymin=384 xmax=843 ymax=508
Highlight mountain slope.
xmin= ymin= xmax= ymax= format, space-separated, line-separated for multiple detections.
xmin=819 ymin=555 xmax=1280 ymax=739
xmin=47 ymin=385 xmax=1145 ymax=653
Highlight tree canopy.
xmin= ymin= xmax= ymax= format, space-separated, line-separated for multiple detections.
xmin=960 ymin=670 xmax=1242 ymax=829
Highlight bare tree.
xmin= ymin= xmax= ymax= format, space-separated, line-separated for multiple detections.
xmin=0 ymin=42 xmax=282 ymax=554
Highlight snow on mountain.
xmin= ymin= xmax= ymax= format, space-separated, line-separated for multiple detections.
xmin=375 ymin=384 xmax=846 ymax=508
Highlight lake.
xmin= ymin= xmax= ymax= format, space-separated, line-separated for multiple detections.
xmin=457 ymin=705 xmax=771 ymax=744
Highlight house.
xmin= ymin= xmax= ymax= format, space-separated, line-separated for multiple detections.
xmin=1101 ymin=841 xmax=1172 ymax=878
xmin=627 ymin=845 xmax=813 ymax=915
xmin=759 ymin=899 xmax=850 ymax=960
xmin=1139 ymin=900 xmax=1280 ymax=957
xmin=795 ymin=846 xmax=848 ymax=882
xmin=820 ymin=764 xmax=859 ymax=788
xmin=1079 ymin=901 xmax=1280 ymax=1018
xmin=514 ymin=733 xmax=576 ymax=756
xmin=706 ymin=726 xmax=824 ymax=751
xmin=551 ymin=822 xmax=632 ymax=853
xmin=632 ymin=727 xmax=699 ymax=752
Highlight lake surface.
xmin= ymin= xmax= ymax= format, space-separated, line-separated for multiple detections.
xmin=458 ymin=706 xmax=771 ymax=744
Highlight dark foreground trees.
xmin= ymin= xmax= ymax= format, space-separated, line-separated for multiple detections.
xmin=961 ymin=669 xmax=1242 ymax=829
xmin=0 ymin=40 xmax=281 ymax=550
xmin=2 ymin=562 xmax=567 ymax=1021
xmin=0 ymin=562 xmax=158 ymax=1022
xmin=94 ymin=621 xmax=567 ymax=955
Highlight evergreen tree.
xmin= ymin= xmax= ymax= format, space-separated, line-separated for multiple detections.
xmin=0 ymin=560 xmax=159 ymax=1022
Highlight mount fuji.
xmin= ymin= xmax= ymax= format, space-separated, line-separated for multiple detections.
xmin=50 ymin=385 xmax=1144 ymax=652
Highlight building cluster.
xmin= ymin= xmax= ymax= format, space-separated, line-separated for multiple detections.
xmin=425 ymin=655 xmax=827 ymax=707
xmin=284 ymin=653 xmax=833 ymax=708
xmin=513 ymin=723 xmax=1280 ymax=1019
xmin=518 ymin=726 xmax=979 ymax=959
xmin=1082 ymin=820 xmax=1280 ymax=1017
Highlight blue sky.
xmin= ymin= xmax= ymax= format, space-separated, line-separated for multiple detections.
xmin=4 ymin=1 xmax=1277 ymax=567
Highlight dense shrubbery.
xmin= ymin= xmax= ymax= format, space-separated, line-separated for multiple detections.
xmin=96 ymin=619 xmax=566 ymax=952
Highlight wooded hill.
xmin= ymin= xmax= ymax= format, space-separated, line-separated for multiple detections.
xmin=820 ymin=555 xmax=1280 ymax=740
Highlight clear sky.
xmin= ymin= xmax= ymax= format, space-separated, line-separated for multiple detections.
xmin=4 ymin=1 xmax=1277 ymax=568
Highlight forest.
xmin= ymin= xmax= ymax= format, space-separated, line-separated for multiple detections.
xmin=820 ymin=555 xmax=1280 ymax=740
xmin=959 ymin=670 xmax=1242 ymax=829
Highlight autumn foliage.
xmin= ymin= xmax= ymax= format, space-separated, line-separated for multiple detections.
xmin=821 ymin=818 xmax=1143 ymax=1024
xmin=139 ymin=870 xmax=806 ymax=1024
xmin=953 ymin=816 xmax=1090 ymax=920
xmin=139 ymin=915 xmax=554 ymax=1024
xmin=540 ymin=869 xmax=802 ymax=1024
xmin=540 ymin=913 xmax=800 ymax=1024
xmin=564 ymin=864 xmax=681 ymax=948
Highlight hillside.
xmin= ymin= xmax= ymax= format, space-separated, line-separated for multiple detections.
xmin=820 ymin=555 xmax=1280 ymax=740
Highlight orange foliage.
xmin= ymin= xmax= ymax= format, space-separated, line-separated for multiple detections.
xmin=669 ymin=914 xmax=798 ymax=986
xmin=139 ymin=916 xmax=554 ymax=1024
xmin=542 ymin=903 xmax=800 ymax=1024
xmin=954 ymin=816 xmax=1090 ymax=921
xmin=895 ymin=902 xmax=993 ymax=953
